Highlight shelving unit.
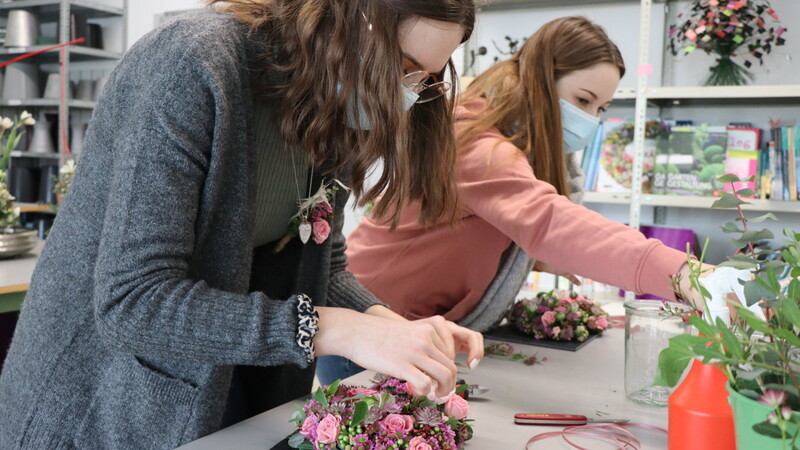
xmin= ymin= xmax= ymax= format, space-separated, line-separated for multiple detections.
xmin=0 ymin=0 xmax=126 ymax=234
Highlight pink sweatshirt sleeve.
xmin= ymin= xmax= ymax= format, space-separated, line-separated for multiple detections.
xmin=456 ymin=134 xmax=687 ymax=300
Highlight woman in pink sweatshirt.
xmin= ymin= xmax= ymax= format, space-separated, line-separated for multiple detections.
xmin=317 ymin=16 xmax=693 ymax=384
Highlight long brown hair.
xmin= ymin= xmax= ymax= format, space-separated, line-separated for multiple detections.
xmin=206 ymin=0 xmax=475 ymax=226
xmin=458 ymin=16 xmax=624 ymax=196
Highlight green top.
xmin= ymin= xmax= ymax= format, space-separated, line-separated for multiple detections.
xmin=252 ymin=101 xmax=308 ymax=247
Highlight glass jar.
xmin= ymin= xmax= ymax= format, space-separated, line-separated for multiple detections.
xmin=624 ymin=299 xmax=693 ymax=406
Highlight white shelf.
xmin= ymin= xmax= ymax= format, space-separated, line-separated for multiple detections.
xmin=584 ymin=191 xmax=800 ymax=213
xmin=646 ymin=85 xmax=800 ymax=100
xmin=0 ymin=99 xmax=95 ymax=109
xmin=0 ymin=45 xmax=122 ymax=63
xmin=0 ymin=0 xmax=124 ymax=19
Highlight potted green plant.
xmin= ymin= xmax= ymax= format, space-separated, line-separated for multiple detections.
xmin=656 ymin=174 xmax=800 ymax=448
xmin=0 ymin=111 xmax=38 ymax=258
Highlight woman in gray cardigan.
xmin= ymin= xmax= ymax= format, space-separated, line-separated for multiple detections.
xmin=0 ymin=1 xmax=483 ymax=448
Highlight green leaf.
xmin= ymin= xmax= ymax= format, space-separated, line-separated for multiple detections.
xmin=351 ymin=400 xmax=369 ymax=427
xmin=720 ymin=325 xmax=744 ymax=360
xmin=325 ymin=379 xmax=341 ymax=397
xmin=732 ymin=229 xmax=775 ymax=249
xmin=736 ymin=307 xmax=771 ymax=334
xmin=788 ymin=279 xmax=800 ymax=306
xmin=744 ymin=279 xmax=777 ymax=307
xmin=735 ymin=367 xmax=767 ymax=380
xmin=687 ymin=314 xmax=717 ymax=336
xmin=781 ymin=296 xmax=800 ymax=327
xmin=753 ymin=422 xmax=784 ymax=439
xmin=288 ymin=431 xmax=308 ymax=448
xmin=455 ymin=384 xmax=469 ymax=395
xmin=717 ymin=174 xmax=742 ymax=183
xmin=298 ymin=441 xmax=314 ymax=450
xmin=721 ymin=221 xmax=743 ymax=234
xmin=719 ymin=259 xmax=759 ymax=270
xmin=655 ymin=347 xmax=693 ymax=387
xmin=764 ymin=383 xmax=800 ymax=397
xmin=313 ymin=387 xmax=329 ymax=408
xmin=748 ymin=213 xmax=778 ymax=223
xmin=712 ymin=192 xmax=747 ymax=209
xmin=735 ymin=188 xmax=756 ymax=197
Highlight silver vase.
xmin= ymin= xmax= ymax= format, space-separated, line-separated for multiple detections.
xmin=2 ymin=62 xmax=40 ymax=100
xmin=70 ymin=122 xmax=86 ymax=155
xmin=74 ymin=79 xmax=94 ymax=101
xmin=4 ymin=10 xmax=39 ymax=48
xmin=43 ymin=72 xmax=71 ymax=99
xmin=27 ymin=113 xmax=55 ymax=154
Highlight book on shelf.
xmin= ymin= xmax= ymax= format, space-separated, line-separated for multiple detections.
xmin=723 ymin=126 xmax=761 ymax=199
xmin=652 ymin=124 xmax=726 ymax=196
xmin=593 ymin=119 xmax=664 ymax=194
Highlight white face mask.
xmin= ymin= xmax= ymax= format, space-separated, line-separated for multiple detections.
xmin=560 ymin=98 xmax=600 ymax=153
xmin=343 ymin=84 xmax=420 ymax=130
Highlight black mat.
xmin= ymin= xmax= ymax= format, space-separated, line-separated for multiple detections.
xmin=269 ymin=435 xmax=293 ymax=449
xmin=483 ymin=324 xmax=600 ymax=351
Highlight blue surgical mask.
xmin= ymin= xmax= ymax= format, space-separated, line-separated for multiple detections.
xmin=342 ymin=83 xmax=419 ymax=130
xmin=560 ymin=98 xmax=600 ymax=153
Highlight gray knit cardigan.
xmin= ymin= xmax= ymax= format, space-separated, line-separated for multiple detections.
xmin=0 ymin=11 xmax=383 ymax=449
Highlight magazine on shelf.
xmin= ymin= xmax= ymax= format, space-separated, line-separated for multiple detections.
xmin=652 ymin=124 xmax=726 ymax=196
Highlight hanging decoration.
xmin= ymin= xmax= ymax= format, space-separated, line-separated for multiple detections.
xmin=668 ymin=1 xmax=786 ymax=86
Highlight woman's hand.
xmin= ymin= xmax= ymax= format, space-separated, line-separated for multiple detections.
xmin=533 ymin=260 xmax=581 ymax=286
xmin=314 ymin=308 xmax=473 ymax=398
xmin=365 ymin=306 xmax=484 ymax=369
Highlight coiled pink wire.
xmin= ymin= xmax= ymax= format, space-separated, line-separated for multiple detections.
xmin=526 ymin=422 xmax=668 ymax=449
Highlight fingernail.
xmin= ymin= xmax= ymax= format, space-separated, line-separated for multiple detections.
xmin=469 ymin=358 xmax=481 ymax=370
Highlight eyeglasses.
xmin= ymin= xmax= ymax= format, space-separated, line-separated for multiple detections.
xmin=402 ymin=70 xmax=451 ymax=104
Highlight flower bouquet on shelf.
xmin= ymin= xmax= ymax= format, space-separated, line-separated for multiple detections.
xmin=0 ymin=175 xmax=19 ymax=229
xmin=668 ymin=1 xmax=786 ymax=86
xmin=52 ymin=159 xmax=77 ymax=206
xmin=288 ymin=375 xmax=473 ymax=450
xmin=656 ymin=174 xmax=800 ymax=447
xmin=508 ymin=291 xmax=610 ymax=342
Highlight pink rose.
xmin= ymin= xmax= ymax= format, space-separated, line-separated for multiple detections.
xmin=541 ymin=310 xmax=556 ymax=327
xmin=405 ymin=381 xmax=417 ymax=396
xmin=596 ymin=315 xmax=609 ymax=330
xmin=315 ymin=413 xmax=341 ymax=444
xmin=381 ymin=414 xmax=414 ymax=434
xmin=408 ymin=436 xmax=433 ymax=450
xmin=312 ymin=219 xmax=331 ymax=244
xmin=346 ymin=387 xmax=380 ymax=397
xmin=299 ymin=415 xmax=317 ymax=436
xmin=444 ymin=393 xmax=470 ymax=420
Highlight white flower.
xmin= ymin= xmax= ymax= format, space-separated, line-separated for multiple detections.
xmin=19 ymin=111 xmax=32 ymax=122
xmin=22 ymin=116 xmax=35 ymax=126
xmin=61 ymin=159 xmax=76 ymax=174
xmin=0 ymin=117 xmax=12 ymax=130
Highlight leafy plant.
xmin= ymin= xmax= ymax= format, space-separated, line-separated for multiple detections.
xmin=656 ymin=173 xmax=800 ymax=446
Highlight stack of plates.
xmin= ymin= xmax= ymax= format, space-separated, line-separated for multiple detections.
xmin=0 ymin=227 xmax=38 ymax=259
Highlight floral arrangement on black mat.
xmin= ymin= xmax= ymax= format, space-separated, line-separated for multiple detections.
xmin=508 ymin=291 xmax=610 ymax=342
xmin=668 ymin=0 xmax=786 ymax=85
xmin=288 ymin=375 xmax=473 ymax=450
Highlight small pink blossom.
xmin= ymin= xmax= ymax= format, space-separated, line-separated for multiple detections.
xmin=312 ymin=219 xmax=331 ymax=244
xmin=444 ymin=393 xmax=470 ymax=420
xmin=596 ymin=315 xmax=609 ymax=330
xmin=346 ymin=387 xmax=380 ymax=397
xmin=408 ymin=436 xmax=433 ymax=450
xmin=315 ymin=413 xmax=341 ymax=444
xmin=541 ymin=311 xmax=556 ymax=327
xmin=759 ymin=389 xmax=788 ymax=408
xmin=405 ymin=381 xmax=417 ymax=397
xmin=381 ymin=414 xmax=414 ymax=434
xmin=299 ymin=416 xmax=316 ymax=436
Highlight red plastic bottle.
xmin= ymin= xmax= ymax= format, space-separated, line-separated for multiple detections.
xmin=668 ymin=359 xmax=736 ymax=449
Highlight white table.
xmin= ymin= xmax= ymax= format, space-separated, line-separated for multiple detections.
xmin=181 ymin=300 xmax=670 ymax=449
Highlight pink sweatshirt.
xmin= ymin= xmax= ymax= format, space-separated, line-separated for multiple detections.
xmin=345 ymin=104 xmax=687 ymax=321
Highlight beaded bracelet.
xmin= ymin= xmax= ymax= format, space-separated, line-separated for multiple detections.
xmin=295 ymin=294 xmax=319 ymax=364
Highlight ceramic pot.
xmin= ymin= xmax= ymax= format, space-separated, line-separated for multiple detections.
xmin=43 ymin=72 xmax=72 ymax=99
xmin=4 ymin=10 xmax=39 ymax=48
xmin=2 ymin=62 xmax=40 ymax=100
xmin=727 ymin=384 xmax=800 ymax=449
xmin=0 ymin=227 xmax=37 ymax=259
xmin=28 ymin=113 xmax=55 ymax=154
xmin=74 ymin=79 xmax=94 ymax=101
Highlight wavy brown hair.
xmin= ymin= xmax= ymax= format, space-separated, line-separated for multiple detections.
xmin=206 ymin=0 xmax=475 ymax=226
xmin=458 ymin=16 xmax=624 ymax=196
